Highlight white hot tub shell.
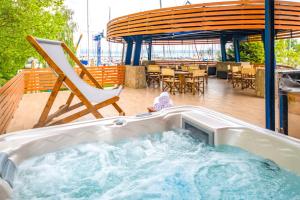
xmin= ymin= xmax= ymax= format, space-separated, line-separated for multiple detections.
xmin=0 ymin=106 xmax=299 ymax=199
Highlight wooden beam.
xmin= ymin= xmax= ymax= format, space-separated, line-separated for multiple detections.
xmin=106 ymin=0 xmax=300 ymax=43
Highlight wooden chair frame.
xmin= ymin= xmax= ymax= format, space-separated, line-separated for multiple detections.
xmin=146 ymin=65 xmax=161 ymax=88
xmin=27 ymin=36 xmax=125 ymax=128
xmin=161 ymin=69 xmax=179 ymax=95
xmin=186 ymin=70 xmax=205 ymax=95
xmin=241 ymin=68 xmax=256 ymax=90
xmin=231 ymin=66 xmax=242 ymax=88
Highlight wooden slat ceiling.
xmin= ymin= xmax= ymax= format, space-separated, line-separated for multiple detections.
xmin=107 ymin=0 xmax=300 ymax=45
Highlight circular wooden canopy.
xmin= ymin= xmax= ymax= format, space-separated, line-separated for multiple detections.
xmin=107 ymin=0 xmax=300 ymax=45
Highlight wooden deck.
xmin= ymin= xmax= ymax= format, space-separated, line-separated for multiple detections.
xmin=7 ymin=78 xmax=300 ymax=139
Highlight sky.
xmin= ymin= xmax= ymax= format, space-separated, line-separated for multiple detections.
xmin=64 ymin=0 xmax=218 ymax=56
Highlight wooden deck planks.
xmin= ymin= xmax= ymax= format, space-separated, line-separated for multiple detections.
xmin=6 ymin=78 xmax=300 ymax=139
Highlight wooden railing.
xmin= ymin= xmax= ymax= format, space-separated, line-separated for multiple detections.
xmin=23 ymin=66 xmax=125 ymax=93
xmin=152 ymin=60 xmax=217 ymax=67
xmin=0 ymin=73 xmax=24 ymax=134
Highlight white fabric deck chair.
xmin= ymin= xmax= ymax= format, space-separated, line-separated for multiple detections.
xmin=27 ymin=36 xmax=125 ymax=128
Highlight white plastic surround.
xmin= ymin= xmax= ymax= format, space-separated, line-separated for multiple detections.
xmin=0 ymin=106 xmax=299 ymax=199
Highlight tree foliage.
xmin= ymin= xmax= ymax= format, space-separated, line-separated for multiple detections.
xmin=275 ymin=39 xmax=300 ymax=68
xmin=227 ymin=41 xmax=264 ymax=63
xmin=0 ymin=0 xmax=75 ymax=86
xmin=227 ymin=39 xmax=300 ymax=68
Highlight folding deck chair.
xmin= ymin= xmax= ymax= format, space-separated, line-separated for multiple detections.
xmin=27 ymin=36 xmax=125 ymax=128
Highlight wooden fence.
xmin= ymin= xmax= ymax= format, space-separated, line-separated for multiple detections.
xmin=0 ymin=73 xmax=24 ymax=133
xmin=23 ymin=66 xmax=125 ymax=93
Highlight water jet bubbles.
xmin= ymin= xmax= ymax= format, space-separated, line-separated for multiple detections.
xmin=13 ymin=130 xmax=300 ymax=200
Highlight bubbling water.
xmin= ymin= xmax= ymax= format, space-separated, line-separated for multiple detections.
xmin=13 ymin=129 xmax=300 ymax=200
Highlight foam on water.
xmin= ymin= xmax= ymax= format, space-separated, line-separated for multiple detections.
xmin=13 ymin=129 xmax=300 ymax=200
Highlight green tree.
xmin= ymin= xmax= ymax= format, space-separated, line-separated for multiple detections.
xmin=226 ymin=39 xmax=300 ymax=68
xmin=0 ymin=0 xmax=76 ymax=86
xmin=226 ymin=41 xmax=264 ymax=63
xmin=275 ymin=39 xmax=300 ymax=68
xmin=240 ymin=42 xmax=264 ymax=63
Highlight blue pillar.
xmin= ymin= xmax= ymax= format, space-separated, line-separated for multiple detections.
xmin=233 ymin=37 xmax=240 ymax=62
xmin=148 ymin=41 xmax=152 ymax=61
xmin=264 ymin=0 xmax=275 ymax=130
xmin=220 ymin=36 xmax=227 ymax=62
xmin=279 ymin=91 xmax=288 ymax=135
xmin=96 ymin=39 xmax=101 ymax=65
xmin=133 ymin=36 xmax=142 ymax=66
xmin=124 ymin=37 xmax=133 ymax=65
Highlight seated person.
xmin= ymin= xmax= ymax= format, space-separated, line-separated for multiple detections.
xmin=147 ymin=92 xmax=173 ymax=112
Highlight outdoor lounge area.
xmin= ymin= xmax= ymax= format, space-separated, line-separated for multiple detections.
xmin=7 ymin=78 xmax=300 ymax=138
xmin=6 ymin=78 xmax=300 ymax=139
xmin=1 ymin=0 xmax=300 ymax=199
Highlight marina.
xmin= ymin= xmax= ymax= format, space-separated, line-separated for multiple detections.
xmin=0 ymin=0 xmax=300 ymax=199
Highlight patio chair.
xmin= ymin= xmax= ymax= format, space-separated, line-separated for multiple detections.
xmin=199 ymin=64 xmax=207 ymax=71
xmin=199 ymin=64 xmax=209 ymax=84
xmin=241 ymin=68 xmax=256 ymax=89
xmin=186 ymin=69 xmax=205 ymax=95
xmin=241 ymin=62 xmax=252 ymax=68
xmin=27 ymin=36 xmax=125 ymax=127
xmin=146 ymin=65 xmax=161 ymax=88
xmin=188 ymin=66 xmax=208 ymax=85
xmin=161 ymin=68 xmax=180 ymax=95
xmin=181 ymin=66 xmax=189 ymax=71
xmin=232 ymin=66 xmax=242 ymax=88
xmin=227 ymin=65 xmax=232 ymax=82
xmin=188 ymin=65 xmax=199 ymax=71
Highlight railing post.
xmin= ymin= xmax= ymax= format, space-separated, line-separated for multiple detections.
xmin=264 ymin=0 xmax=275 ymax=131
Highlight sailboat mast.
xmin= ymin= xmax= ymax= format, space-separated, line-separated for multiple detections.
xmin=108 ymin=7 xmax=112 ymax=63
xmin=87 ymin=0 xmax=90 ymax=64
xmin=159 ymin=0 xmax=166 ymax=59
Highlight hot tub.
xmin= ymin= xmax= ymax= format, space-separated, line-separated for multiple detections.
xmin=0 ymin=106 xmax=300 ymax=199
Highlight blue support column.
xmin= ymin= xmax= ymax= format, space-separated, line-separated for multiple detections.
xmin=233 ymin=37 xmax=240 ymax=62
xmin=124 ymin=37 xmax=133 ymax=65
xmin=279 ymin=91 xmax=288 ymax=135
xmin=264 ymin=0 xmax=275 ymax=130
xmin=220 ymin=36 xmax=227 ymax=62
xmin=96 ymin=39 xmax=101 ymax=65
xmin=133 ymin=36 xmax=142 ymax=66
xmin=148 ymin=40 xmax=152 ymax=61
